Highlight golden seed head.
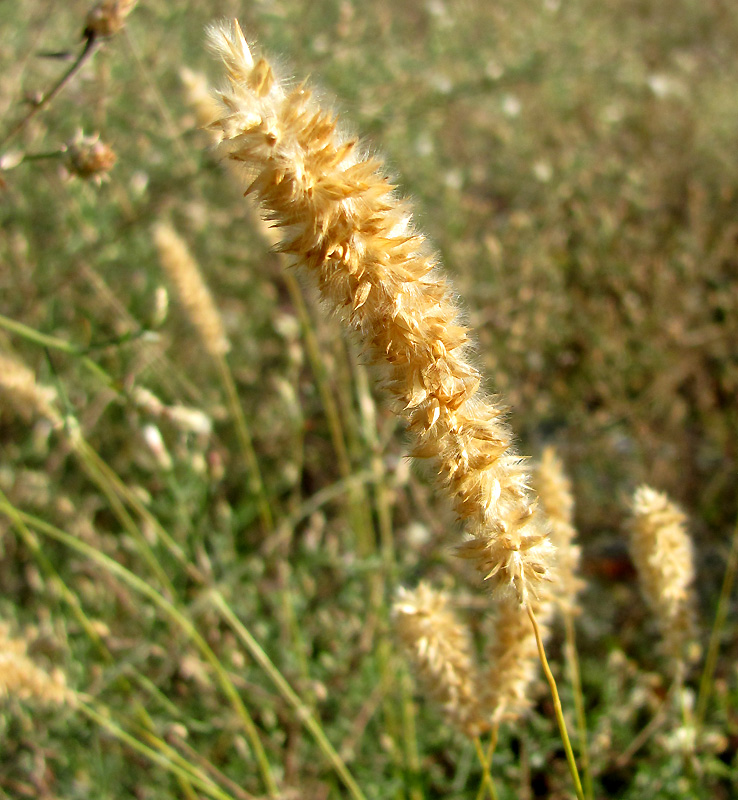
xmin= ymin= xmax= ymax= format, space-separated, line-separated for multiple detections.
xmin=535 ymin=447 xmax=584 ymax=614
xmin=394 ymin=583 xmax=484 ymax=736
xmin=628 ymin=485 xmax=698 ymax=665
xmin=152 ymin=223 xmax=230 ymax=358
xmin=207 ymin=19 xmax=555 ymax=601
xmin=479 ymin=595 xmax=553 ymax=723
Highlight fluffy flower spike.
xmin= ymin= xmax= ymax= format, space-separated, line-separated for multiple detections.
xmin=207 ymin=20 xmax=554 ymax=601
xmin=628 ymin=486 xmax=698 ymax=665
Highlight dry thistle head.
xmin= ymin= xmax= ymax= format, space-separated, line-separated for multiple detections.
xmin=65 ymin=130 xmax=116 ymax=185
xmin=0 ymin=623 xmax=70 ymax=706
xmin=152 ymin=222 xmax=230 ymax=358
xmin=628 ymin=485 xmax=698 ymax=665
xmin=84 ymin=0 xmax=137 ymax=38
xmin=0 ymin=350 xmax=59 ymax=425
xmin=206 ymin=18 xmax=555 ymax=602
xmin=393 ymin=583 xmax=484 ymax=736
xmin=535 ymin=447 xmax=583 ymax=614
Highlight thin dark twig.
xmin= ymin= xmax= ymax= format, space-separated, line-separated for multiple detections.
xmin=0 ymin=33 xmax=99 ymax=150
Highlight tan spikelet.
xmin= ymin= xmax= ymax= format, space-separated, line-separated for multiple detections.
xmin=394 ymin=583 xmax=484 ymax=736
xmin=0 ymin=351 xmax=60 ymax=424
xmin=206 ymin=19 xmax=554 ymax=601
xmin=628 ymin=486 xmax=698 ymax=664
xmin=152 ymin=223 xmax=230 ymax=358
xmin=0 ymin=623 xmax=70 ymax=706
xmin=479 ymin=588 xmax=554 ymax=724
xmin=535 ymin=447 xmax=583 ymax=614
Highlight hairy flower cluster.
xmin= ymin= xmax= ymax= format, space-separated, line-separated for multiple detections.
xmin=628 ymin=486 xmax=697 ymax=664
xmin=481 ymin=593 xmax=553 ymax=723
xmin=394 ymin=583 xmax=484 ymax=735
xmin=535 ymin=447 xmax=583 ymax=615
xmin=395 ymin=580 xmax=553 ymax=731
xmin=207 ymin=19 xmax=554 ymax=601
xmin=153 ymin=222 xmax=230 ymax=358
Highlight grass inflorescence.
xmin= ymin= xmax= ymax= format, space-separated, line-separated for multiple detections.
xmin=0 ymin=2 xmax=737 ymax=798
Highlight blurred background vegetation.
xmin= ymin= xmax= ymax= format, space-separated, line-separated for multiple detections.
xmin=0 ymin=0 xmax=736 ymax=797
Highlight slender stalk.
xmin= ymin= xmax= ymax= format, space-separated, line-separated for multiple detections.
xmin=0 ymin=312 xmax=112 ymax=387
xmin=474 ymin=724 xmax=499 ymax=800
xmin=527 ymin=604 xmax=585 ymax=800
xmin=215 ymin=352 xmax=274 ymax=533
xmin=616 ymin=692 xmax=669 ymax=768
xmin=563 ymin=613 xmax=594 ymax=800
xmin=0 ymin=33 xmax=99 ymax=149
xmin=0 ymin=505 xmax=278 ymax=799
xmin=473 ymin=733 xmax=498 ymax=800
xmin=67 ymin=431 xmax=177 ymax=596
xmin=282 ymin=274 xmax=352 ymax=479
xmin=77 ymin=699 xmax=238 ymax=800
xmin=400 ymin=670 xmax=424 ymax=800
xmin=210 ymin=590 xmax=368 ymax=800
xmin=0 ymin=486 xmax=110 ymax=661
xmin=696 ymin=514 xmax=738 ymax=730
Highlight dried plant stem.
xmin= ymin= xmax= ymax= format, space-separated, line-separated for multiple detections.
xmin=152 ymin=727 xmax=257 ymax=800
xmin=696 ymin=513 xmax=738 ymax=730
xmin=563 ymin=613 xmax=594 ymax=800
xmin=210 ymin=591 xmax=368 ymax=800
xmin=400 ymin=669 xmax=424 ymax=800
xmin=2 ymin=505 xmax=279 ymax=800
xmin=215 ymin=353 xmax=274 ymax=532
xmin=283 ymin=274 xmax=352 ymax=477
xmin=473 ymin=731 xmax=499 ymax=800
xmin=527 ymin=605 xmax=585 ymax=800
xmin=616 ymin=690 xmax=670 ymax=768
xmin=0 ymin=33 xmax=99 ymax=150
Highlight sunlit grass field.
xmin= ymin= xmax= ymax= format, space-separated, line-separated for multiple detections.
xmin=1 ymin=1 xmax=737 ymax=798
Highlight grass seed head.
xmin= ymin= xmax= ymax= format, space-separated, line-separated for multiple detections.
xmin=207 ymin=18 xmax=554 ymax=602
xmin=394 ymin=583 xmax=484 ymax=736
xmin=152 ymin=222 xmax=230 ymax=359
xmin=535 ymin=447 xmax=583 ymax=615
xmin=628 ymin=485 xmax=698 ymax=665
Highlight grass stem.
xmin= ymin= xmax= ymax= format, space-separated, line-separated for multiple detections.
xmin=563 ymin=613 xmax=594 ymax=800
xmin=210 ymin=590 xmax=368 ymax=800
xmin=528 ymin=604 xmax=585 ymax=800
xmin=696 ymin=513 xmax=738 ymax=730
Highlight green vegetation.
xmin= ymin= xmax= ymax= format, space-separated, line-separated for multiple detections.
xmin=0 ymin=1 xmax=736 ymax=797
